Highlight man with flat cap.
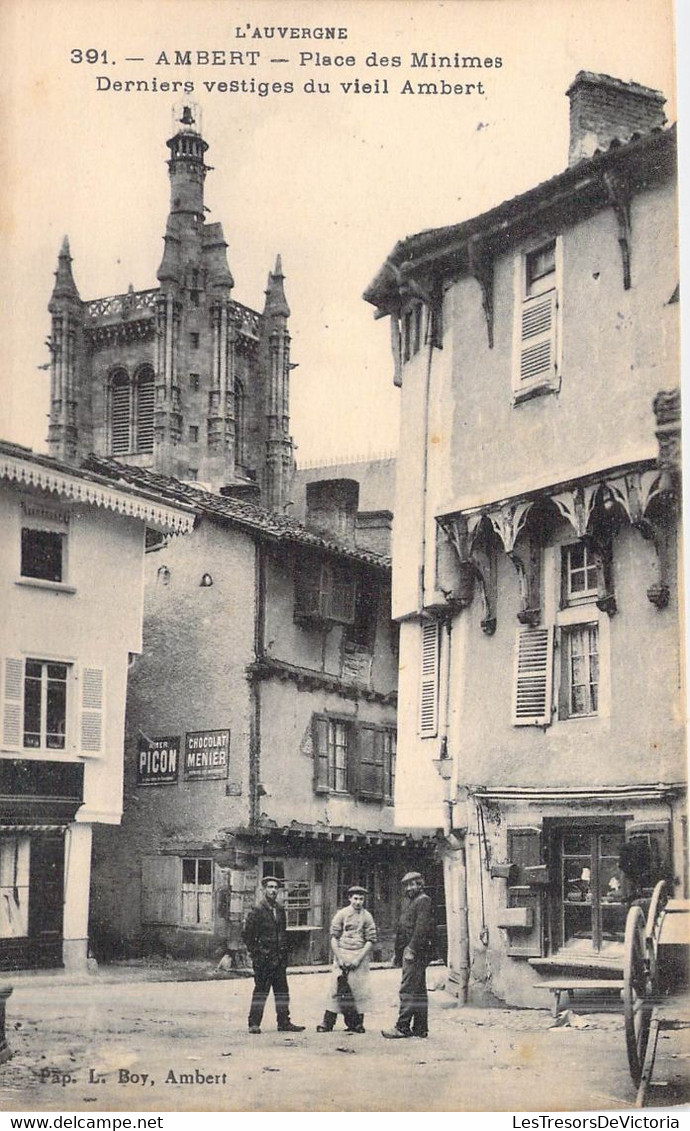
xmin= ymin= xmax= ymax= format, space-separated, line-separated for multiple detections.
xmin=317 ymin=885 xmax=378 ymax=1034
xmin=382 ymin=871 xmax=434 ymax=1039
xmin=242 ymin=876 xmax=305 ymax=1034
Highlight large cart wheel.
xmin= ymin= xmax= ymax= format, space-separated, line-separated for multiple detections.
xmin=624 ymin=905 xmax=652 ymax=1086
xmin=644 ymin=880 xmax=667 ymax=994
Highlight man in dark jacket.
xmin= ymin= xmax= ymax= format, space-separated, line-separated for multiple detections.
xmin=242 ymin=877 xmax=305 ymax=1034
xmin=382 ymin=871 xmax=434 ymax=1039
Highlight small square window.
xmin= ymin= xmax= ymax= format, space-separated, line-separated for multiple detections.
xmin=563 ymin=543 xmax=598 ymax=603
xmin=189 ymin=425 xmax=199 ymax=443
xmin=189 ymin=373 xmax=200 ymax=391
xmin=21 ymin=528 xmax=64 ymax=582
xmin=526 ymin=241 xmax=556 ymax=296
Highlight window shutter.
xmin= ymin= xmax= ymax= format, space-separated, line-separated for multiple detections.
xmin=295 ymin=557 xmax=322 ymax=620
xmin=312 ymin=714 xmax=330 ymax=794
xmin=419 ymin=621 xmax=440 ymax=737
xmin=141 ymin=855 xmax=181 ymax=924
xmin=328 ymin=563 xmax=357 ymax=625
xmin=80 ymin=666 xmax=105 ymax=754
xmin=111 ymin=377 xmax=132 ymax=455
xmin=519 ymin=290 xmax=557 ymax=385
xmin=512 ymin=626 xmax=553 ymax=726
xmin=356 ymin=724 xmax=384 ymax=801
xmin=136 ymin=370 xmax=155 ymax=454
xmin=2 ymin=658 xmax=24 ymax=750
xmin=506 ymin=827 xmax=545 ymax=957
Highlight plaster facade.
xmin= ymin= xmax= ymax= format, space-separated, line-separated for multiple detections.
xmin=89 ymin=466 xmax=441 ymax=967
xmin=366 ymin=73 xmax=684 ymax=1005
xmin=0 ymin=442 xmax=192 ymax=971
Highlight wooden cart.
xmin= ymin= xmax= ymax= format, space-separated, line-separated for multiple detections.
xmin=623 ymin=881 xmax=690 ymax=1107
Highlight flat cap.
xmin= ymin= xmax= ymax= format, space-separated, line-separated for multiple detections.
xmin=401 ymin=871 xmax=424 ymax=885
xmin=261 ymin=875 xmax=284 ymax=887
xmin=347 ymin=885 xmax=368 ymax=896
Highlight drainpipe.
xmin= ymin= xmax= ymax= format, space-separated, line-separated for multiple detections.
xmin=249 ymin=539 xmax=267 ymax=829
xmin=440 ymin=613 xmax=470 ymax=1004
xmin=418 ymin=320 xmax=435 ymax=612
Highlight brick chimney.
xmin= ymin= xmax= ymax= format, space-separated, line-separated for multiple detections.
xmin=566 ymin=71 xmax=666 ymax=167
xmin=305 ymin=479 xmax=359 ymax=547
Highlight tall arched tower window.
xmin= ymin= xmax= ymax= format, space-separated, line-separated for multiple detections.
xmin=110 ymin=369 xmax=131 ymax=455
xmin=135 ymin=365 xmax=155 ymax=454
xmin=234 ymin=379 xmax=246 ymax=469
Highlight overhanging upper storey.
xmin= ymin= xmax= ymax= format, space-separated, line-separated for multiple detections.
xmin=434 ymin=457 xmax=676 ymax=634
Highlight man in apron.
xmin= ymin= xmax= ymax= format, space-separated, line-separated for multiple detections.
xmin=316 ymin=885 xmax=378 ymax=1034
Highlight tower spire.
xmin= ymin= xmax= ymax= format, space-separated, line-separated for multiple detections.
xmin=157 ymin=102 xmax=209 ymax=284
xmin=49 ymin=236 xmax=81 ymax=307
xmin=263 ymin=255 xmax=290 ymax=318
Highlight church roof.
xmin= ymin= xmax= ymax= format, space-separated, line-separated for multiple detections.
xmin=83 ymin=455 xmax=391 ymax=570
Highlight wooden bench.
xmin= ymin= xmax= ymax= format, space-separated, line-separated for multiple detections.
xmin=0 ymin=985 xmax=13 ymax=1064
xmin=533 ymin=978 xmax=623 ymax=1017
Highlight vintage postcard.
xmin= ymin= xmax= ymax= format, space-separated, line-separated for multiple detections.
xmin=0 ymin=0 xmax=685 ymax=1118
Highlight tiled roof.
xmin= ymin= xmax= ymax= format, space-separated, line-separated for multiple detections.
xmin=364 ymin=124 xmax=676 ymax=311
xmin=83 ymin=455 xmax=391 ymax=569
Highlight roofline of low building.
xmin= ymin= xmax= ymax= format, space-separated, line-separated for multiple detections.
xmin=83 ymin=454 xmax=391 ymax=571
xmin=0 ymin=440 xmax=196 ymax=534
xmin=364 ymin=124 xmax=676 ymax=314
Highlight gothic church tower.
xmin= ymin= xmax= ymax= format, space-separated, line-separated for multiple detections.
xmin=47 ymin=103 xmax=295 ymax=507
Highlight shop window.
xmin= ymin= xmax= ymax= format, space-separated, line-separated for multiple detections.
xmin=295 ymin=556 xmax=356 ymax=626
xmin=513 ymin=237 xmax=561 ymax=401
xmin=262 ymin=859 xmax=323 ymax=928
xmin=2 ymin=657 xmax=104 ymax=756
xmin=555 ymin=827 xmax=626 ymax=954
xmin=0 ymin=837 xmax=30 ymax=939
xmin=142 ymin=856 xmax=214 ymax=930
xmin=181 ymin=858 xmax=213 ymax=928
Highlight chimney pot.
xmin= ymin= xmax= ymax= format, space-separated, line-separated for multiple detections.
xmin=305 ymin=479 xmax=360 ymax=546
xmin=566 ymin=71 xmax=666 ymax=167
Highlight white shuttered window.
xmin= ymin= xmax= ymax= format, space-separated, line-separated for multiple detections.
xmin=419 ymin=621 xmax=440 ymax=738
xmin=512 ymin=627 xmax=554 ymax=726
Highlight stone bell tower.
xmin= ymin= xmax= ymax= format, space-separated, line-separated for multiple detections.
xmin=45 ymin=103 xmax=295 ymax=507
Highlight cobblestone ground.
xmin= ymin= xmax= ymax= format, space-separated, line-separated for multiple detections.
xmin=0 ymin=967 xmax=688 ymax=1113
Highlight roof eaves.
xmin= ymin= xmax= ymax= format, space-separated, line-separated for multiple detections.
xmin=364 ymin=125 xmax=676 ymax=311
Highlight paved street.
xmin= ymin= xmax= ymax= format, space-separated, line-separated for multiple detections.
xmin=1 ymin=966 xmax=687 ymax=1113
